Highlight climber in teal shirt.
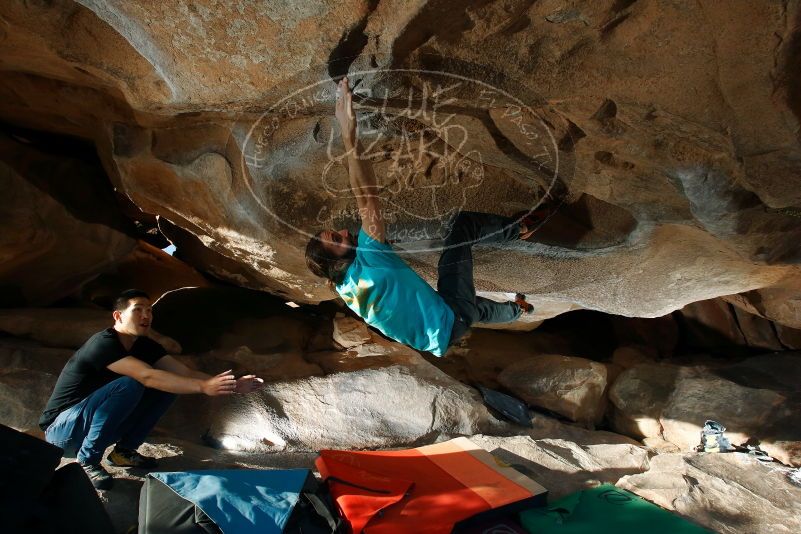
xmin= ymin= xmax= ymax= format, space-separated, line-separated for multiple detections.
xmin=305 ymin=77 xmax=535 ymax=356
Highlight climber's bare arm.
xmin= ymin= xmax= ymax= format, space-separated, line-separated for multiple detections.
xmin=336 ymin=76 xmax=386 ymax=242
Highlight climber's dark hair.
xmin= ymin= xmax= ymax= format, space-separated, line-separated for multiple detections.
xmin=305 ymin=231 xmax=356 ymax=287
xmin=113 ymin=289 xmax=150 ymax=311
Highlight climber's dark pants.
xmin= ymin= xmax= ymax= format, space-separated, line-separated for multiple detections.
xmin=438 ymin=211 xmax=523 ymax=346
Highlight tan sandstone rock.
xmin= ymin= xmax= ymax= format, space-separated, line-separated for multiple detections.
xmin=618 ymin=453 xmax=801 ymax=534
xmin=332 ymin=313 xmax=373 ymax=349
xmin=610 ymin=356 xmax=801 ymax=466
xmin=2 ymin=1 xmax=800 ymax=327
xmin=498 ymin=354 xmax=607 ymax=425
xmin=660 ymin=377 xmax=786 ymax=452
xmin=0 ymin=308 xmax=112 ymax=349
xmin=469 ymin=433 xmax=650 ymax=500
xmin=608 ymin=363 xmax=681 ymax=439
xmin=203 ymin=350 xmax=502 ymax=451
xmin=0 ymin=133 xmax=136 ymax=307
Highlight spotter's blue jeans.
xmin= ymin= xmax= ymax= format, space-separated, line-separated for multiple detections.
xmin=44 ymin=376 xmax=175 ymax=465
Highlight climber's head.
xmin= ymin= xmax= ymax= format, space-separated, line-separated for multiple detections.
xmin=305 ymin=229 xmax=357 ymax=286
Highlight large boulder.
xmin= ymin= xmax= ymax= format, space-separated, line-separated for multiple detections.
xmin=609 ymin=354 xmax=801 ymax=466
xmin=425 ymin=327 xmax=578 ymax=388
xmin=608 ymin=363 xmax=681 ymax=439
xmin=0 ymin=308 xmax=111 ymax=349
xmin=498 ymin=354 xmax=607 ymax=425
xmin=660 ymin=376 xmax=785 ymax=452
xmin=676 ymin=298 xmax=748 ymax=352
xmin=0 ymin=369 xmax=56 ymax=431
xmin=195 ymin=346 xmax=323 ymax=382
xmin=203 ymin=351 xmax=501 ymax=451
xmin=618 ymin=453 xmax=801 ymax=534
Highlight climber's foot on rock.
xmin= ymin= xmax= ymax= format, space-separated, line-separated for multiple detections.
xmin=514 ymin=293 xmax=534 ymax=314
xmin=515 ymin=184 xmax=567 ymax=240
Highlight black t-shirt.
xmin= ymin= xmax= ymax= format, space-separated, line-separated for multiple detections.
xmin=39 ymin=328 xmax=167 ymax=431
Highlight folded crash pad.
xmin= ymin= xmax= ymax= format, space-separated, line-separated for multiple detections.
xmin=316 ymin=437 xmax=547 ymax=533
xmin=519 ymin=483 xmax=712 ymax=534
xmin=139 ymin=469 xmax=338 ymax=534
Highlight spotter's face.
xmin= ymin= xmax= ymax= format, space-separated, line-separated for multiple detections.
xmin=114 ymin=297 xmax=153 ymax=337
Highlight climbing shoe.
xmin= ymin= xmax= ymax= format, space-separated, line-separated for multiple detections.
xmin=515 ymin=293 xmax=534 ymax=314
xmin=107 ymin=446 xmax=158 ymax=468
xmin=516 ymin=183 xmax=568 ymax=240
xmin=80 ymin=462 xmax=114 ymax=490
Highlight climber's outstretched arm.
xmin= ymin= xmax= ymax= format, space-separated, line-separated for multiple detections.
xmin=336 ymin=76 xmax=385 ymax=242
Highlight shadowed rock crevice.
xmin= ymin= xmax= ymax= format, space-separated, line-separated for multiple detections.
xmin=389 ymin=0 xmax=496 ymax=67
xmin=526 ymin=193 xmax=637 ymax=250
xmin=328 ymin=0 xmax=382 ymax=80
xmin=778 ymin=7 xmax=801 ymax=136
xmin=0 ymin=127 xmax=133 ymax=233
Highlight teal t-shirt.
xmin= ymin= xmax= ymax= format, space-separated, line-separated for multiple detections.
xmin=335 ymin=231 xmax=455 ymax=356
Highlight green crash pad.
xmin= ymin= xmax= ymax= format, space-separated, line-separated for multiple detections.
xmin=519 ymin=484 xmax=712 ymax=534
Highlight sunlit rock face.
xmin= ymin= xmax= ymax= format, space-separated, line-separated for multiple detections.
xmin=1 ymin=0 xmax=800 ymax=325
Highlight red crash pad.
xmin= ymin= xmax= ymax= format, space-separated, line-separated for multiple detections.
xmin=316 ymin=437 xmax=547 ymax=533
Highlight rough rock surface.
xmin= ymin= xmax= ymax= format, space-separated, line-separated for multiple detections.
xmin=0 ymin=304 xmax=798 ymax=534
xmin=0 ymin=133 xmax=136 ymax=307
xmin=0 ymin=338 xmax=75 ymax=431
xmin=0 ymin=308 xmax=182 ymax=354
xmin=332 ymin=313 xmax=373 ymax=349
xmin=0 ymin=308 xmax=112 ymax=349
xmin=1 ymin=1 xmax=800 ymax=325
xmin=469 ymin=433 xmax=649 ymax=500
xmin=619 ymin=453 xmax=801 ymax=534
xmin=660 ymin=376 xmax=785 ymax=451
xmin=677 ymin=297 xmax=791 ymax=353
xmin=0 ymin=338 xmax=73 ymax=375
xmin=195 ymin=346 xmax=324 ymax=383
xmin=608 ymin=363 xmax=680 ymax=439
xmin=203 ymin=350 xmax=501 ymax=451
xmin=499 ymin=354 xmax=607 ymax=425
xmin=80 ymin=240 xmax=212 ymax=306
xmin=0 ymin=368 xmax=56 ymax=431
xmin=609 ymin=355 xmax=801 ymax=466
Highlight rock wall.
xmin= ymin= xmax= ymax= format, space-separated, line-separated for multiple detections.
xmin=0 ymin=0 xmax=799 ymax=325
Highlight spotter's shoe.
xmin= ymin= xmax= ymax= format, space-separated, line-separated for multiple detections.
xmin=106 ymin=446 xmax=158 ymax=469
xmin=80 ymin=462 xmax=114 ymax=490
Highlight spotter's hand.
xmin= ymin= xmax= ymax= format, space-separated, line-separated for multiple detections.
xmin=335 ymin=76 xmax=356 ymax=149
xmin=234 ymin=374 xmax=265 ymax=394
xmin=201 ymin=369 xmax=237 ymax=396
